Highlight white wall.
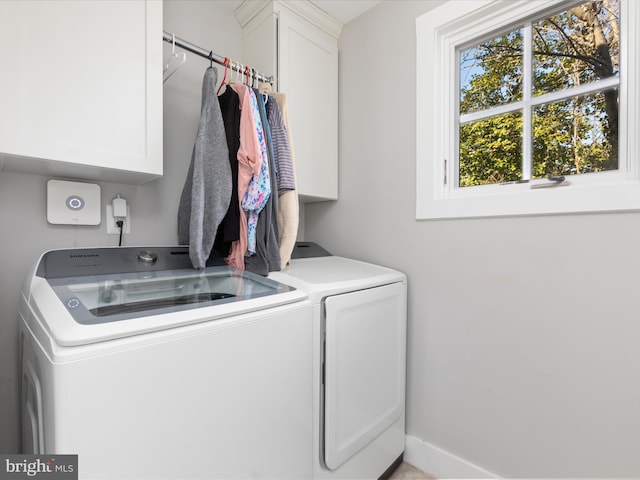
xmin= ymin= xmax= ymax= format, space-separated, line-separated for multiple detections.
xmin=0 ymin=0 xmax=243 ymax=453
xmin=306 ymin=1 xmax=640 ymax=478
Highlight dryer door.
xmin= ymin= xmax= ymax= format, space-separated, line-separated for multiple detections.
xmin=323 ymin=282 xmax=406 ymax=470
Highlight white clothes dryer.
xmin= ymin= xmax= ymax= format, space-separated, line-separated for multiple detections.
xmin=270 ymin=243 xmax=407 ymax=480
xmin=20 ymin=246 xmax=313 ymax=479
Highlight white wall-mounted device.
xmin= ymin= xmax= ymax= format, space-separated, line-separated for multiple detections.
xmin=106 ymin=194 xmax=131 ymax=235
xmin=47 ymin=179 xmax=101 ymax=225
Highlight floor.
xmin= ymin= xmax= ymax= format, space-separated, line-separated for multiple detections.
xmin=389 ymin=462 xmax=436 ymax=479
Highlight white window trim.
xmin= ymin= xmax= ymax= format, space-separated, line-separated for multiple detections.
xmin=416 ymin=0 xmax=639 ymax=220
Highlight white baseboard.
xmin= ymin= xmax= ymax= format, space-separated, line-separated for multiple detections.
xmin=404 ymin=434 xmax=501 ymax=479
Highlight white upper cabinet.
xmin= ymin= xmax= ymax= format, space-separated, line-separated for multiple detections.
xmin=236 ymin=1 xmax=341 ymax=202
xmin=0 ymin=1 xmax=163 ymax=184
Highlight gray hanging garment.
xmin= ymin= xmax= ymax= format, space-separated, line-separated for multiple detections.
xmin=177 ymin=67 xmax=232 ymax=269
xmin=245 ymin=88 xmax=281 ymax=275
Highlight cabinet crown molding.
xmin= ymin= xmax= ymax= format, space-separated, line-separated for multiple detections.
xmin=236 ymin=0 xmax=343 ymax=39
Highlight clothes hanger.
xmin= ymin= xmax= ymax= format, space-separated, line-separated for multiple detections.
xmin=254 ymin=69 xmax=265 ymax=94
xmin=227 ymin=58 xmax=233 ymax=85
xmin=217 ymin=57 xmax=229 ymax=94
xmin=254 ymin=69 xmax=269 ymax=104
xmin=163 ymin=33 xmax=187 ymax=83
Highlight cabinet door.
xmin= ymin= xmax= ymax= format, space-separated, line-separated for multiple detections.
xmin=0 ymin=1 xmax=162 ymax=183
xmin=278 ymin=9 xmax=338 ymax=201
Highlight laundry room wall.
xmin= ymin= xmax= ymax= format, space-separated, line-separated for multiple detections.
xmin=0 ymin=0 xmax=244 ymax=453
xmin=305 ymin=0 xmax=640 ymax=478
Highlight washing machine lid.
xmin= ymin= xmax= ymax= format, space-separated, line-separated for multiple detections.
xmin=46 ymin=265 xmax=292 ymax=325
xmin=26 ymin=247 xmax=306 ymax=346
xmin=271 ymin=256 xmax=405 ymax=302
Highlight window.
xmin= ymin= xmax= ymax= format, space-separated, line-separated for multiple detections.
xmin=416 ymin=0 xmax=639 ymax=219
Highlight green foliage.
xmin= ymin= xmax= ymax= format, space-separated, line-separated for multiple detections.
xmin=459 ymin=112 xmax=522 ymax=186
xmin=459 ymin=30 xmax=523 ymax=115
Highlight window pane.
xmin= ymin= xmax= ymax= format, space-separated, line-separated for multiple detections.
xmin=532 ymin=88 xmax=618 ymax=177
xmin=459 ymin=29 xmax=523 ymax=114
xmin=533 ymin=1 xmax=619 ymax=95
xmin=459 ymin=111 xmax=523 ymax=187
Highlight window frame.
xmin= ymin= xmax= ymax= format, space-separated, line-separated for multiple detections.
xmin=416 ymin=0 xmax=639 ymax=220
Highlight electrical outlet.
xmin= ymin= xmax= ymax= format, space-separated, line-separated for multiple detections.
xmin=106 ymin=204 xmax=131 ymax=234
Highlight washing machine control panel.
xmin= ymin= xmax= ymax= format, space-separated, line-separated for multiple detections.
xmin=36 ymin=246 xmax=225 ymax=279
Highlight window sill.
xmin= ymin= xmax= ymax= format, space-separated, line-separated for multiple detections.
xmin=416 ymin=178 xmax=640 ymax=220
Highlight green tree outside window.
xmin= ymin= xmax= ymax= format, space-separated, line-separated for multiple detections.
xmin=458 ymin=0 xmax=619 ymax=187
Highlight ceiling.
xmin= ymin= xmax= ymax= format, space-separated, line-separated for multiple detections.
xmin=222 ymin=1 xmax=383 ymax=24
xmin=308 ymin=0 xmax=382 ymax=24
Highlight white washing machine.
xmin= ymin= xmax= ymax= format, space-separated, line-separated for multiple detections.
xmin=19 ymin=246 xmax=313 ymax=479
xmin=270 ymin=243 xmax=407 ymax=480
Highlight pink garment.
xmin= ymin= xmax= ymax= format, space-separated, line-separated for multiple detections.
xmin=225 ymin=82 xmax=263 ymax=269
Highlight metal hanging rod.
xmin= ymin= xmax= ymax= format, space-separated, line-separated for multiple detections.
xmin=163 ymin=30 xmax=274 ymax=84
